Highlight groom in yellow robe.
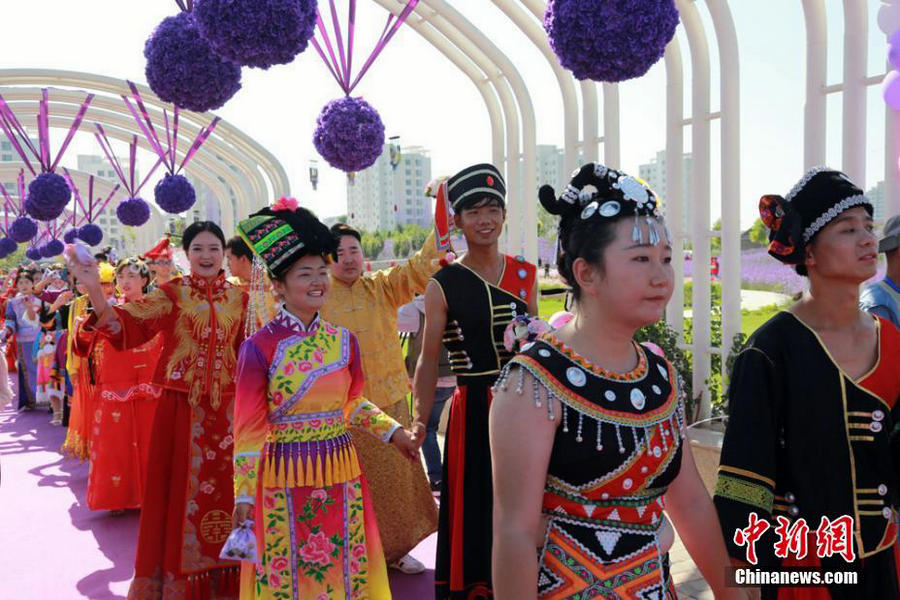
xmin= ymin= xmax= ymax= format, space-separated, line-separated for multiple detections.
xmin=322 ymin=222 xmax=443 ymax=573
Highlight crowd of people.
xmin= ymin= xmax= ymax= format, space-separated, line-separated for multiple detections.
xmin=4 ymin=160 xmax=900 ymax=599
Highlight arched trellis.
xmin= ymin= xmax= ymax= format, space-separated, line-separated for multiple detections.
xmin=0 ymin=164 xmax=167 ymax=252
xmin=0 ymin=69 xmax=291 ymax=237
xmin=802 ymin=1 xmax=900 ymax=217
xmin=376 ymin=1 xmax=740 ymax=413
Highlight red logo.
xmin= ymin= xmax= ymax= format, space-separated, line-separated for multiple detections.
xmin=486 ymin=175 xmax=494 ymax=186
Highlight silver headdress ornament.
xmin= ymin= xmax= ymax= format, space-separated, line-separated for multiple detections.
xmin=243 ymin=254 xmax=268 ymax=338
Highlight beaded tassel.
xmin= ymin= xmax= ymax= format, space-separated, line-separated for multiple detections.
xmin=516 ymin=367 xmax=525 ymax=395
xmin=631 ymin=427 xmax=640 ymax=450
xmin=532 ymin=375 xmax=542 ymax=408
xmin=632 ymin=215 xmax=643 ymax=244
xmin=615 ymin=424 xmax=625 ymax=454
xmin=596 ymin=421 xmax=603 ymax=451
xmin=547 ymin=394 xmax=555 ymax=421
xmin=562 ymin=405 xmax=569 ymax=433
xmin=660 ymin=423 xmax=669 ymax=452
xmin=576 ymin=413 xmax=584 ymax=443
xmin=243 ymin=255 xmax=267 ymax=338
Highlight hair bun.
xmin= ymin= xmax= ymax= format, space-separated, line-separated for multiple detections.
xmin=539 ymin=184 xmax=566 ymax=215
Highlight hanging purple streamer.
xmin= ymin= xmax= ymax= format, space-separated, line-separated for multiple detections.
xmin=91 ymin=182 xmax=122 ymax=220
xmin=177 ymin=117 xmax=221 ymax=173
xmin=38 ymin=90 xmax=51 ymax=171
xmin=329 ymin=0 xmax=349 ymax=87
xmin=49 ymin=94 xmax=94 ymax=172
xmin=93 ymin=125 xmax=130 ymax=194
xmin=62 ymin=169 xmax=89 ymax=217
xmin=315 ymin=14 xmax=346 ymax=89
xmin=312 ymin=0 xmax=419 ymax=95
xmin=310 ymin=38 xmax=346 ymax=90
xmin=171 ymin=109 xmax=180 ymax=171
xmin=0 ymin=102 xmax=37 ymax=175
xmin=348 ymin=0 xmax=419 ymax=93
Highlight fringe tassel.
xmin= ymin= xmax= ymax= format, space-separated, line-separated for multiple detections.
xmin=324 ymin=447 xmax=333 ymax=487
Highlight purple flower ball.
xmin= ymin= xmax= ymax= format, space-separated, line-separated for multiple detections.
xmin=144 ymin=12 xmax=242 ymax=112
xmin=154 ymin=175 xmax=196 ymax=214
xmin=194 ymin=0 xmax=317 ymax=69
xmin=39 ymin=239 xmax=64 ymax=258
xmin=117 ymin=197 xmax=152 ymax=226
xmin=544 ymin=0 xmax=679 ymax=82
xmin=25 ymin=247 xmax=42 ymax=261
xmin=63 ymin=228 xmax=79 ymax=244
xmin=77 ymin=223 xmax=104 ymax=246
xmin=313 ymin=97 xmax=385 ymax=173
xmin=0 ymin=237 xmax=17 ymax=258
xmin=9 ymin=217 xmax=38 ymax=243
xmin=24 ymin=172 xmax=71 ymax=221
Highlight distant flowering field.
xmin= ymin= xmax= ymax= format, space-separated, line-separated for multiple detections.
xmin=684 ymin=247 xmax=885 ymax=295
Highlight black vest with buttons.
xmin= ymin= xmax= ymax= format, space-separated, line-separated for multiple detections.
xmin=431 ymin=255 xmax=535 ymax=381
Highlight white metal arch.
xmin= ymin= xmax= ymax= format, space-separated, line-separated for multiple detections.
xmin=0 ymin=69 xmax=291 ymax=232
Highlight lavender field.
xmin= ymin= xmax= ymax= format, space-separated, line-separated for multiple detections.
xmin=684 ymin=247 xmax=885 ymax=296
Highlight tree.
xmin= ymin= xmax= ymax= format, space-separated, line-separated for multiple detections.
xmin=360 ymin=232 xmax=384 ymax=259
xmin=0 ymin=244 xmax=27 ymax=270
xmin=711 ymin=219 xmax=722 ymax=255
xmin=748 ymin=217 xmax=768 ymax=247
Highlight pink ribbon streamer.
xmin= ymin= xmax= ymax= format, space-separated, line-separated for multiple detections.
xmin=312 ymin=0 xmax=419 ymax=96
xmin=0 ymin=89 xmax=93 ymax=175
xmin=123 ymin=82 xmax=219 ymax=176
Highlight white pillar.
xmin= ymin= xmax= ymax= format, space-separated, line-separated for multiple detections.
xmin=677 ymin=0 xmax=712 ymax=419
xmin=664 ymin=39 xmax=685 ymax=336
xmin=581 ymin=82 xmax=600 ymax=162
xmin=802 ymin=0 xmax=827 ymax=170
xmin=602 ymin=83 xmax=621 ymax=167
xmin=706 ymin=0 xmax=742 ymax=379
xmin=842 ymin=0 xmax=868 ymax=184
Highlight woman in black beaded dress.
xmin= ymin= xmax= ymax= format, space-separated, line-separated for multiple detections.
xmin=413 ymin=163 xmax=539 ymax=599
xmin=489 ymin=164 xmax=742 ymax=599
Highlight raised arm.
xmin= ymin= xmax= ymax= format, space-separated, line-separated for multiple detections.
xmin=490 ymin=365 xmax=557 ymax=600
xmin=376 ymin=230 xmax=444 ymax=308
xmin=411 ymin=280 xmax=447 ymax=447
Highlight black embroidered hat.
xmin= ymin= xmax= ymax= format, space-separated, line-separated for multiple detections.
xmin=446 ymin=163 xmax=506 ymax=212
xmin=539 ymin=162 xmax=665 ymax=247
xmin=237 ymin=197 xmax=337 ymax=279
xmin=759 ymin=167 xmax=872 ymax=264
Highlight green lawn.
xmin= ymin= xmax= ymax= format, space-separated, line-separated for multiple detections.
xmin=537 ymin=294 xmax=782 ymax=338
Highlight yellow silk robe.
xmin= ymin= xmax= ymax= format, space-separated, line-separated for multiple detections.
xmin=321 ymin=231 xmax=443 ymax=410
xmin=320 ymin=231 xmax=443 ymax=561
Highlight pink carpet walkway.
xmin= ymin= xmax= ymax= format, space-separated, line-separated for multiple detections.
xmin=0 ymin=404 xmax=436 ymax=599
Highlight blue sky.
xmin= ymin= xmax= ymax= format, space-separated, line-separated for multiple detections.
xmin=0 ymin=1 xmax=891 ymax=230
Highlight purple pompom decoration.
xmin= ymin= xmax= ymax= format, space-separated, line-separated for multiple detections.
xmin=313 ymin=97 xmax=386 ymax=173
xmin=24 ymin=172 xmax=71 ymax=221
xmin=117 ymin=197 xmax=152 ymax=226
xmin=63 ymin=228 xmax=79 ymax=244
xmin=0 ymin=237 xmax=17 ymax=258
xmin=544 ymin=0 xmax=679 ymax=82
xmin=77 ymin=223 xmax=104 ymax=246
xmin=144 ymin=12 xmax=242 ymax=112
xmin=25 ymin=247 xmax=42 ymax=261
xmin=194 ymin=0 xmax=317 ymax=69
xmin=39 ymin=239 xmax=64 ymax=258
xmin=154 ymin=175 xmax=196 ymax=214
xmin=9 ymin=216 xmax=38 ymax=243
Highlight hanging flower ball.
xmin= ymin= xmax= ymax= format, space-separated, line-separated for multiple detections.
xmin=24 ymin=172 xmax=71 ymax=221
xmin=313 ymin=97 xmax=386 ymax=173
xmin=0 ymin=237 xmax=17 ymax=259
xmin=39 ymin=239 xmax=64 ymax=258
xmin=194 ymin=0 xmax=317 ymax=69
xmin=117 ymin=197 xmax=152 ymax=226
xmin=77 ymin=223 xmax=104 ymax=246
xmin=544 ymin=0 xmax=679 ymax=82
xmin=9 ymin=216 xmax=38 ymax=243
xmin=144 ymin=12 xmax=243 ymax=112
xmin=63 ymin=228 xmax=79 ymax=244
xmin=25 ymin=247 xmax=43 ymax=261
xmin=154 ymin=174 xmax=196 ymax=214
